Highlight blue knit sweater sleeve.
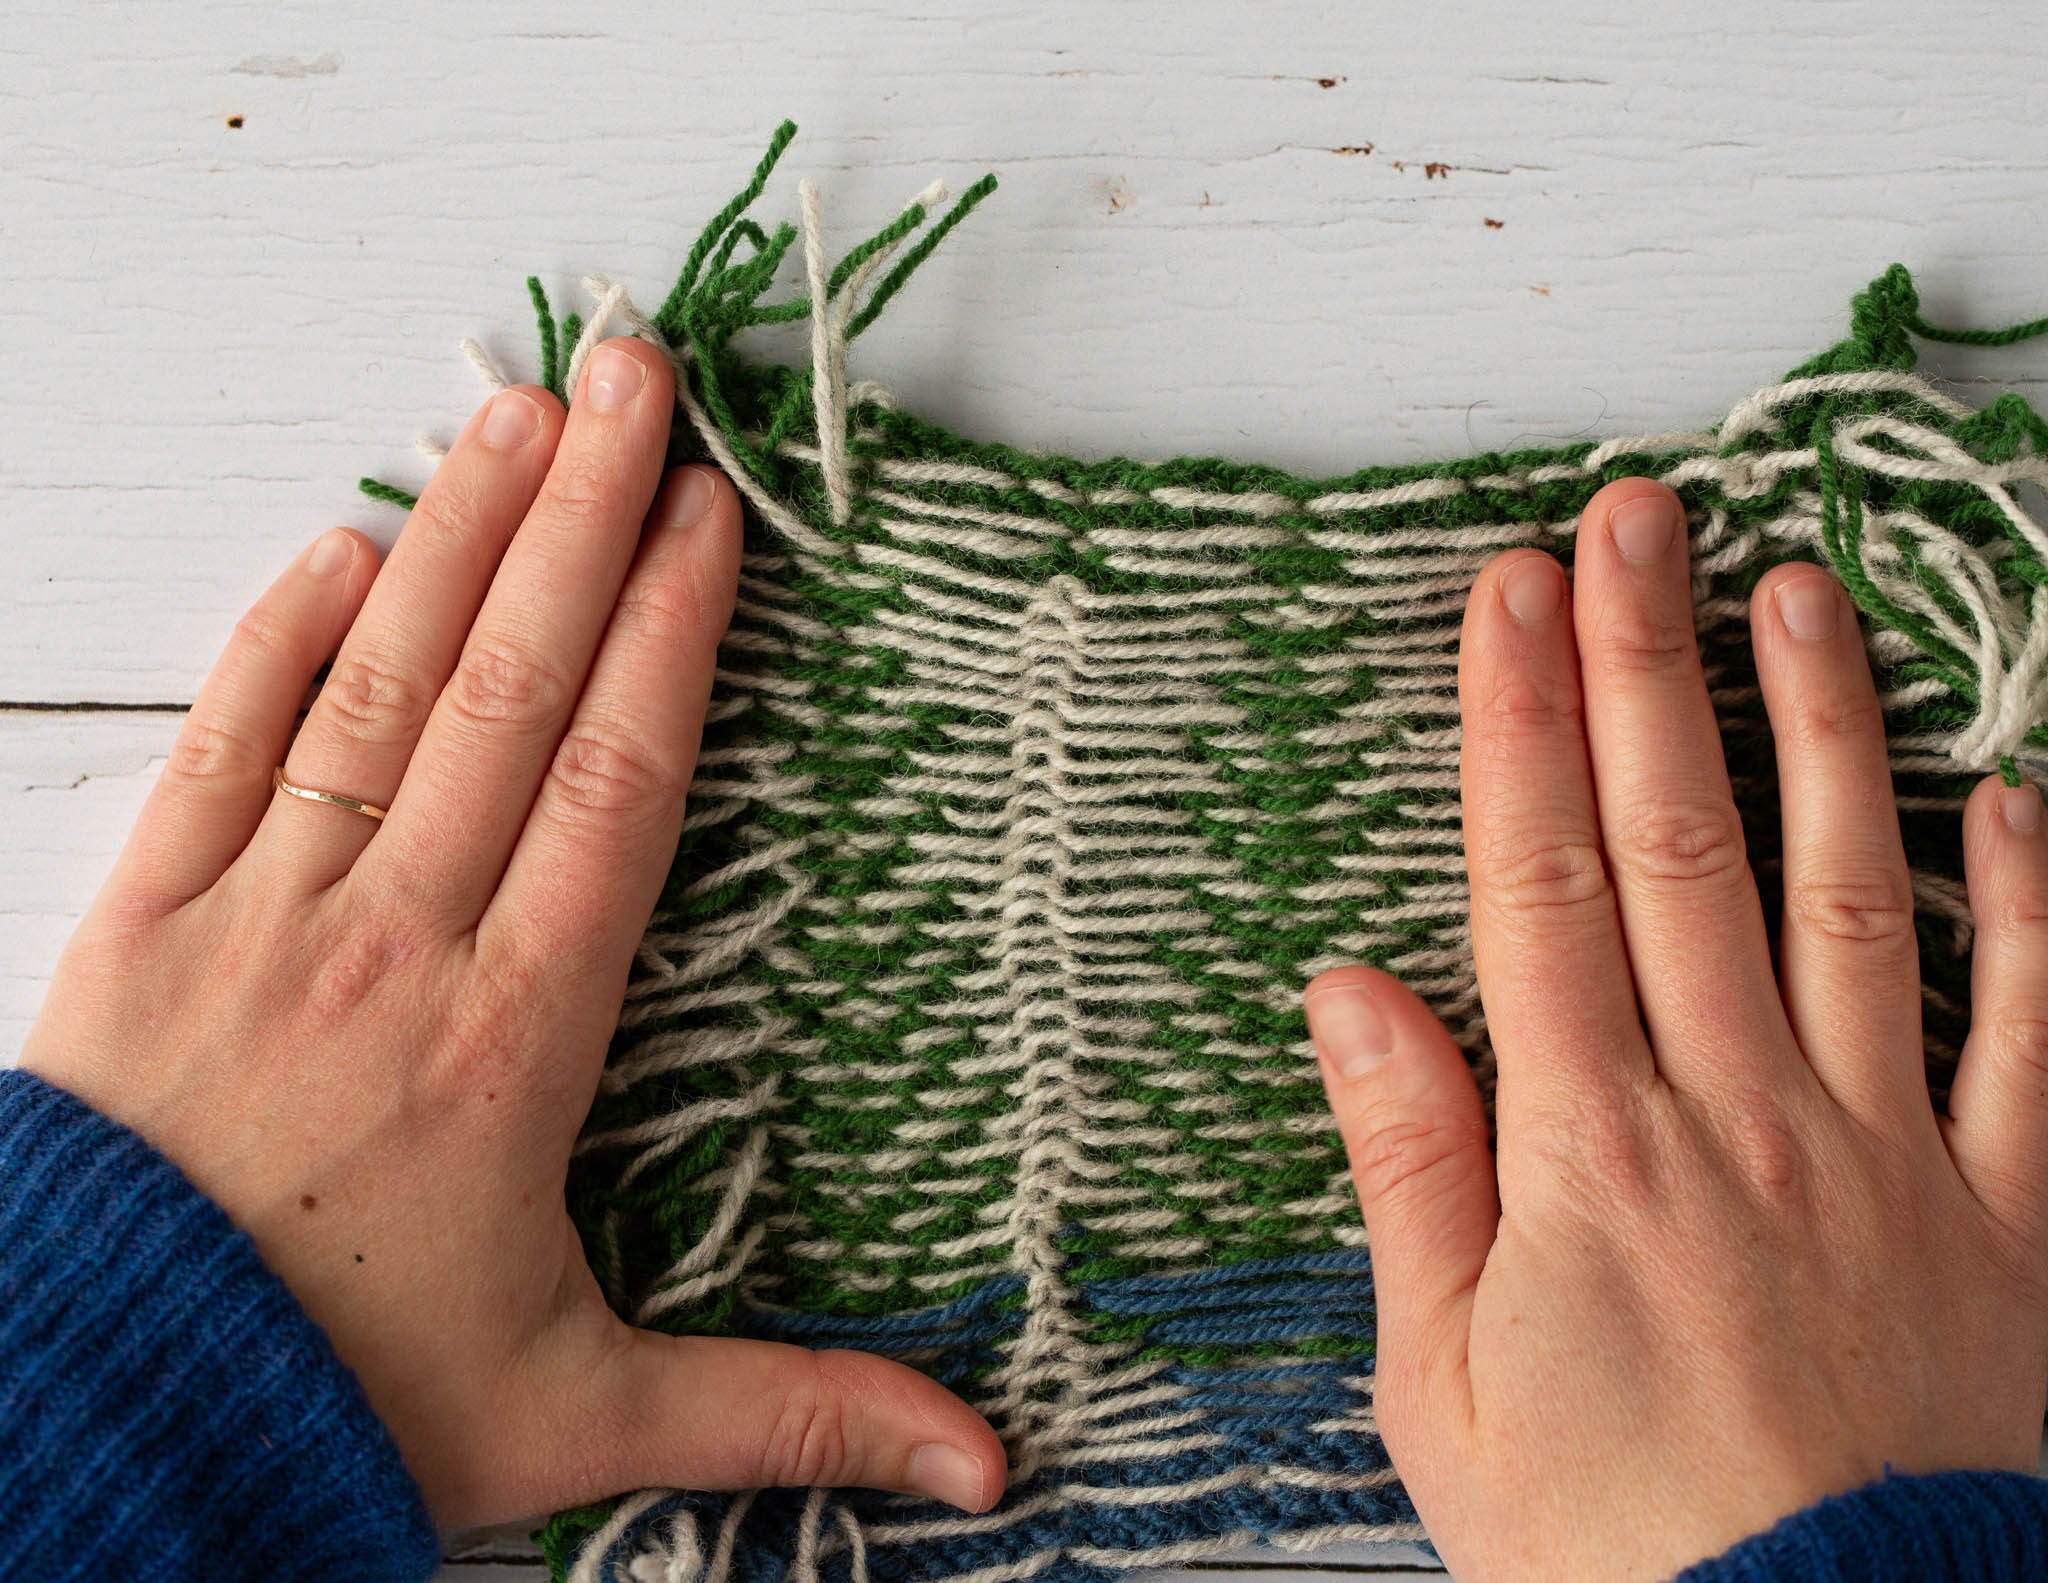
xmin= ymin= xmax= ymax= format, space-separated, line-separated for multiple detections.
xmin=5 ymin=1065 xmax=2046 ymax=1582
xmin=1675 ymin=1468 xmax=2048 ymax=1581
xmin=0 ymin=1066 xmax=439 ymax=1583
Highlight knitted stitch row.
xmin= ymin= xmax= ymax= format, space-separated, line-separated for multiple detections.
xmin=363 ymin=124 xmax=2048 ymax=1583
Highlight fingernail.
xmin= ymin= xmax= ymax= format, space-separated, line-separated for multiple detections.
xmin=481 ymin=389 xmax=542 ymax=451
xmin=1609 ymin=495 xmax=1678 ymax=563
xmin=307 ymin=528 xmax=353 ymax=578
xmin=910 ymin=1443 xmax=988 ymax=1512
xmin=667 ymin=466 xmax=718 ymax=528
xmin=2003 ymin=783 xmax=2042 ymax=835
xmin=585 ymin=343 xmax=647 ymax=413
xmin=1501 ymin=557 xmax=1564 ymax=626
xmin=1304 ymin=982 xmax=1393 ymax=1079
xmin=1775 ymin=573 xmax=1841 ymax=641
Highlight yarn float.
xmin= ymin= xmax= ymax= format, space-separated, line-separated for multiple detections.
xmin=364 ymin=124 xmax=2048 ymax=1583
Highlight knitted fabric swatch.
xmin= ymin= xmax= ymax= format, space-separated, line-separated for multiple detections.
xmin=364 ymin=124 xmax=2048 ymax=1583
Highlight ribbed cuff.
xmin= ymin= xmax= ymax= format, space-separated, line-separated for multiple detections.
xmin=0 ymin=1067 xmax=439 ymax=1583
xmin=1676 ymin=1468 xmax=2048 ymax=1582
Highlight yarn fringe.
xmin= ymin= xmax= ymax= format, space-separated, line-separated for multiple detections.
xmin=352 ymin=125 xmax=2048 ymax=1583
xmin=368 ymin=126 xmax=2048 ymax=779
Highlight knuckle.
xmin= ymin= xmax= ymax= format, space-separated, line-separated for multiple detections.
xmin=429 ymin=962 xmax=546 ymax=1095
xmin=230 ymin=605 xmax=298 ymax=667
xmin=164 ymin=716 xmax=263 ymax=787
xmin=1594 ymin=609 xmax=1696 ymax=681
xmin=1476 ymin=669 xmax=1584 ymax=738
xmin=549 ymin=721 xmax=680 ymax=817
xmin=408 ymin=481 xmax=475 ymax=540
xmin=1982 ymin=1011 xmax=2048 ymax=1097
xmin=1786 ymin=867 xmax=1915 ymax=947
xmin=410 ymin=486 xmax=518 ymax=577
xmin=1474 ymin=831 xmax=1615 ymax=922
xmin=1784 ymin=688 xmax=1885 ymax=756
xmin=1980 ymin=873 xmax=2048 ymax=936
xmin=1529 ymin=1095 xmax=1658 ymax=1205
xmin=614 ymin=573 xmax=715 ymax=650
xmin=758 ymin=1354 xmax=855 ymax=1488
xmin=319 ymin=652 xmax=431 ymax=744
xmin=1347 ymin=1110 xmax=1489 ymax=1213
xmin=448 ymin=635 xmax=571 ymax=728
xmin=436 ymin=998 xmax=524 ymax=1087
xmin=93 ymin=881 xmax=176 ymax=939
xmin=1607 ymin=803 xmax=1747 ymax=886
xmin=1722 ymin=1106 xmax=1806 ymax=1206
xmin=442 ymin=944 xmax=584 ymax=1094
xmin=303 ymin=926 xmax=422 ymax=1026
xmin=537 ymin=465 xmax=618 ymax=529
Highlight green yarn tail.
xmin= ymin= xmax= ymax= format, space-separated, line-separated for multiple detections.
xmin=345 ymin=127 xmax=2048 ymax=1583
xmin=355 ymin=476 xmax=418 ymax=510
xmin=358 ymin=118 xmax=996 ymax=517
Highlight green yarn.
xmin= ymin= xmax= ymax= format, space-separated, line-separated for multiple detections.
xmin=354 ymin=476 xmax=417 ymax=510
xmin=355 ymin=126 xmax=2048 ymax=1583
xmin=526 ymin=275 xmax=560 ymax=400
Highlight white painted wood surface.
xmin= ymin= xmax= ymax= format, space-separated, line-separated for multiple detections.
xmin=8 ymin=2 xmax=2048 ymax=1576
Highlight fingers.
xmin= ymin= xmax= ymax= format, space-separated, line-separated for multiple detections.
xmin=1458 ymin=546 xmax=1647 ymax=1115
xmin=358 ymin=338 xmax=676 ymax=923
xmin=1569 ymin=480 xmax=1786 ymax=1088
xmin=1946 ymin=774 xmax=2048 ymax=1243
xmin=254 ymin=382 xmax=565 ymax=889
xmin=1305 ymin=966 xmax=1497 ymax=1451
xmin=113 ymin=528 xmax=376 ymax=912
xmin=478 ymin=465 xmax=740 ymax=1014
xmin=590 ymin=1330 xmax=1006 ymax=1512
xmin=1750 ymin=564 xmax=1925 ymax=1123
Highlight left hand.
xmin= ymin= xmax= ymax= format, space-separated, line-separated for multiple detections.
xmin=21 ymin=338 xmax=1005 ymax=1528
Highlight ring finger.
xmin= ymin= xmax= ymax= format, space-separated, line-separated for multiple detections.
xmin=251 ymin=383 xmax=564 ymax=889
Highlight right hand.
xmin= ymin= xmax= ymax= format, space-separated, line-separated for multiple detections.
xmin=1305 ymin=478 xmax=2048 ymax=1580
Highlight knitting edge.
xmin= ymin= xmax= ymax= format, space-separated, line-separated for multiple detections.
xmin=354 ymin=125 xmax=2048 ymax=1583
xmin=367 ymin=120 xmax=2048 ymax=787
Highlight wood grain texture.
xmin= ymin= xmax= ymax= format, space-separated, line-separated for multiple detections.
xmin=8 ymin=0 xmax=2048 ymax=701
xmin=0 ymin=712 xmax=176 ymax=1049
xmin=6 ymin=4 xmax=2048 ymax=1577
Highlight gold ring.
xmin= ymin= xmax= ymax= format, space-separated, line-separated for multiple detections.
xmin=272 ymin=765 xmax=387 ymax=822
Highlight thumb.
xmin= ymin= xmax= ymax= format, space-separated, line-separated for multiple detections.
xmin=588 ymin=1327 xmax=1007 ymax=1513
xmin=1304 ymin=966 xmax=1497 ymax=1434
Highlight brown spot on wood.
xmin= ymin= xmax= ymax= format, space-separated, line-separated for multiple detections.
xmin=1332 ymin=145 xmax=1373 ymax=157
xmin=1530 ymin=284 xmax=1551 ymax=296
xmin=226 ymin=115 xmax=245 ymax=129
xmin=1424 ymin=161 xmax=1450 ymax=180
xmin=299 ymin=1194 xmax=317 ymax=1211
xmin=1316 ymin=77 xmax=1341 ymax=89
xmin=1098 ymin=176 xmax=1136 ymax=216
xmin=1484 ymin=217 xmax=1505 ymax=229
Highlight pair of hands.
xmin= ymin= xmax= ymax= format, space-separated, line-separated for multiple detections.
xmin=21 ymin=337 xmax=2048 ymax=1580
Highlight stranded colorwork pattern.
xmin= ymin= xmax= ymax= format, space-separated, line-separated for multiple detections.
xmin=361 ymin=123 xmax=2048 ymax=1583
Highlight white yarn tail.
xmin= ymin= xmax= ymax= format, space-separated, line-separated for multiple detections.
xmin=1824 ymin=401 xmax=2048 ymax=771
xmin=574 ymin=1489 xmax=872 ymax=1583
